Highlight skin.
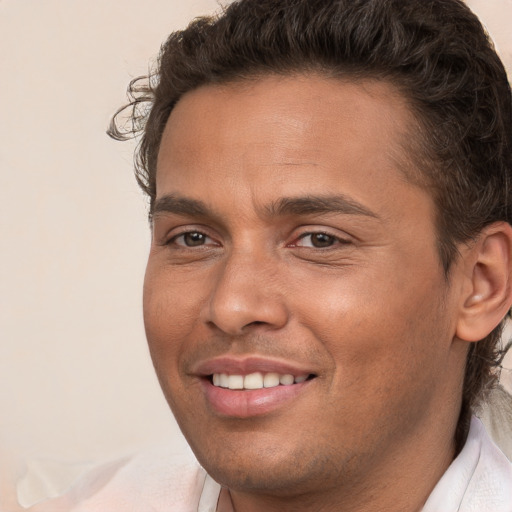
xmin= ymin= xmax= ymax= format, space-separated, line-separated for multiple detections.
xmin=144 ymin=75 xmax=474 ymax=512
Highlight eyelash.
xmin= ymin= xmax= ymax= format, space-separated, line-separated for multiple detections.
xmin=167 ymin=230 xmax=217 ymax=248
xmin=291 ymin=231 xmax=350 ymax=249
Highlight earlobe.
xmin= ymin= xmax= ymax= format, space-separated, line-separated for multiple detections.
xmin=456 ymin=222 xmax=512 ymax=343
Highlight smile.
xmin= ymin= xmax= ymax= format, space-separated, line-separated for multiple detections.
xmin=194 ymin=356 xmax=317 ymax=417
xmin=212 ymin=372 xmax=310 ymax=390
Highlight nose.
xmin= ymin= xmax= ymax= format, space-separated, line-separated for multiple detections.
xmin=201 ymin=251 xmax=289 ymax=336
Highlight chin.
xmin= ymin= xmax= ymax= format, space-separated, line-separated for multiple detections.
xmin=187 ymin=430 xmax=352 ymax=496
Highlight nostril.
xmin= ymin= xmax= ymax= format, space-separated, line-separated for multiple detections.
xmin=203 ymin=289 xmax=289 ymax=335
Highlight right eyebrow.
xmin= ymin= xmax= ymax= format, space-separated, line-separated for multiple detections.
xmin=152 ymin=194 xmax=211 ymax=219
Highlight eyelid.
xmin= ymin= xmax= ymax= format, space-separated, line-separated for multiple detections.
xmin=288 ymin=228 xmax=352 ymax=248
xmin=172 ymin=232 xmax=213 ymax=247
xmin=158 ymin=225 xmax=220 ymax=247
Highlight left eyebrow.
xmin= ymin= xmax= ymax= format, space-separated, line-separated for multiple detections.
xmin=264 ymin=195 xmax=379 ymax=219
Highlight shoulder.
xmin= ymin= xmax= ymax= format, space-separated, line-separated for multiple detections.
xmin=459 ymin=416 xmax=512 ymax=512
xmin=27 ymin=445 xmax=210 ymax=512
xmin=423 ymin=415 xmax=512 ymax=512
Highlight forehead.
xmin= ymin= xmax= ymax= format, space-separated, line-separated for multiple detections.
xmin=156 ymin=74 xmax=424 ymax=214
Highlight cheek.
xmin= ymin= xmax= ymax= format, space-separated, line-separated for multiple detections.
xmin=143 ymin=259 xmax=206 ymax=332
xmin=292 ymin=262 xmax=449 ymax=377
xmin=143 ymin=265 xmax=195 ymax=369
xmin=143 ymin=269 xmax=205 ymax=419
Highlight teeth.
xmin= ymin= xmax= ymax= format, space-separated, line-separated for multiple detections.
xmin=279 ymin=374 xmax=294 ymax=385
xmin=212 ymin=372 xmax=309 ymax=390
xmin=263 ymin=372 xmax=280 ymax=388
xmin=228 ymin=375 xmax=244 ymax=390
xmin=244 ymin=372 xmax=264 ymax=389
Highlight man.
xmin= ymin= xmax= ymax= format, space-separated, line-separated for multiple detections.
xmin=29 ymin=0 xmax=512 ymax=510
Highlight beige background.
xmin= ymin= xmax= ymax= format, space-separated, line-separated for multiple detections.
xmin=1 ymin=0 xmax=511 ymax=487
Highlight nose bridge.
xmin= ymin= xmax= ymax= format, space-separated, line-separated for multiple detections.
xmin=203 ymin=246 xmax=288 ymax=335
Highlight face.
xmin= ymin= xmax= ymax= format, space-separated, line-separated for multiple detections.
xmin=144 ymin=75 xmax=465 ymax=498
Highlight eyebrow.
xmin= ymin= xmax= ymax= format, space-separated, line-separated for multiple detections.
xmin=265 ymin=195 xmax=378 ymax=218
xmin=152 ymin=193 xmax=379 ymax=220
xmin=153 ymin=195 xmax=210 ymax=218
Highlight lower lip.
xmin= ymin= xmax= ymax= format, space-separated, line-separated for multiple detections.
xmin=202 ymin=379 xmax=312 ymax=418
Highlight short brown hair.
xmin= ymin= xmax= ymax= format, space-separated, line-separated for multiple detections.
xmin=109 ymin=0 xmax=512 ymax=431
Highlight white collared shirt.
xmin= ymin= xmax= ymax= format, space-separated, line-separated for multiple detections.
xmin=423 ymin=417 xmax=512 ymax=511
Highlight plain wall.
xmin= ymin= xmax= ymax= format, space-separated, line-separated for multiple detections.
xmin=1 ymin=0 xmax=511 ymax=482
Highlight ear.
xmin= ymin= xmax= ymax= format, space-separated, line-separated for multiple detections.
xmin=456 ymin=222 xmax=512 ymax=342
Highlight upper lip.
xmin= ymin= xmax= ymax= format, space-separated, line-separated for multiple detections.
xmin=192 ymin=355 xmax=316 ymax=377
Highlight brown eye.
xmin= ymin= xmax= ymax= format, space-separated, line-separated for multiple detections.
xmin=182 ymin=232 xmax=207 ymax=246
xmin=295 ymin=232 xmax=339 ymax=248
xmin=171 ymin=231 xmax=213 ymax=247
xmin=310 ymin=233 xmax=335 ymax=247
